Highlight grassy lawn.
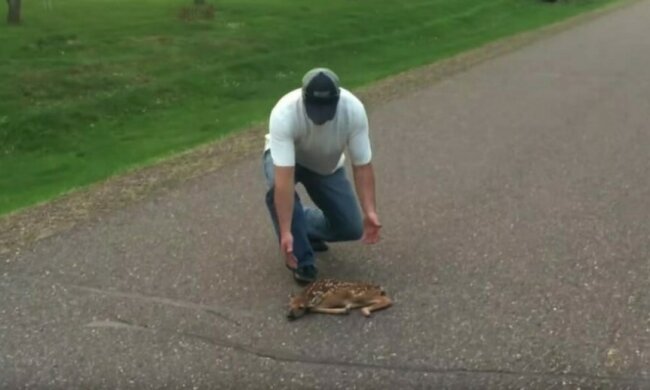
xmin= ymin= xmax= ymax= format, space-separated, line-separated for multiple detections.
xmin=0 ymin=0 xmax=616 ymax=216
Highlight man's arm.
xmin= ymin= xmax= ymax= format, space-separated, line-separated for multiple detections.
xmin=347 ymin=98 xmax=381 ymax=243
xmin=274 ymin=165 xmax=297 ymax=267
xmin=274 ymin=166 xmax=295 ymax=238
xmin=352 ymin=163 xmax=381 ymax=244
xmin=268 ymin=101 xmax=298 ymax=266
xmin=352 ymin=163 xmax=377 ymax=217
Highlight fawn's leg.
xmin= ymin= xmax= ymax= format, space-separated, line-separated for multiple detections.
xmin=361 ymin=296 xmax=393 ymax=317
xmin=310 ymin=307 xmax=350 ymax=315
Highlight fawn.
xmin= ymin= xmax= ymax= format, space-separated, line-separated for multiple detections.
xmin=287 ymin=279 xmax=392 ymax=320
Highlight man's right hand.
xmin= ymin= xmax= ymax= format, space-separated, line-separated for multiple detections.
xmin=280 ymin=232 xmax=297 ymax=270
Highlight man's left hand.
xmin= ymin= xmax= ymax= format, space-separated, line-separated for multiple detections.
xmin=362 ymin=212 xmax=382 ymax=244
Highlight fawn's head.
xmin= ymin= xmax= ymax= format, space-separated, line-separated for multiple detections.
xmin=287 ymin=293 xmax=308 ymax=320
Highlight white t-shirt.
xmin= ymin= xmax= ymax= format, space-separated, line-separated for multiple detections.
xmin=264 ymin=88 xmax=372 ymax=175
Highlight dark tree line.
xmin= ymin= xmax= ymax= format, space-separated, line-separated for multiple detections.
xmin=6 ymin=0 xmax=214 ymax=25
xmin=7 ymin=0 xmax=21 ymax=24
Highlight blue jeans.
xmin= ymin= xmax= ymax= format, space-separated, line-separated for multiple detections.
xmin=263 ymin=150 xmax=363 ymax=267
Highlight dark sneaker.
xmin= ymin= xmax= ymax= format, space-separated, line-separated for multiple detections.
xmin=291 ymin=264 xmax=318 ymax=284
xmin=309 ymin=238 xmax=329 ymax=252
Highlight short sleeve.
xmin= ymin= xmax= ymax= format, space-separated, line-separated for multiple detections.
xmin=269 ymin=107 xmax=296 ymax=167
xmin=347 ymin=103 xmax=372 ymax=166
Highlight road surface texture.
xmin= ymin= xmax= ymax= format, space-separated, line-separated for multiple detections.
xmin=1 ymin=1 xmax=650 ymax=388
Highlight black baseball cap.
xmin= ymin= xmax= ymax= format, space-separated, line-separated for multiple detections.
xmin=302 ymin=68 xmax=340 ymax=125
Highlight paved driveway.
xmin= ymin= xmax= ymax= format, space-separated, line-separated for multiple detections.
xmin=1 ymin=1 xmax=650 ymax=388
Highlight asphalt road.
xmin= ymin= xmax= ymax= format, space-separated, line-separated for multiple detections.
xmin=2 ymin=1 xmax=650 ymax=388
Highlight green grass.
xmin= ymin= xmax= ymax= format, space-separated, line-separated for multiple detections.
xmin=0 ymin=0 xmax=616 ymax=215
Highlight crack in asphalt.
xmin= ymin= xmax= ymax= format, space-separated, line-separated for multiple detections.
xmin=184 ymin=333 xmax=650 ymax=385
xmin=84 ymin=319 xmax=650 ymax=385
xmin=5 ymin=274 xmax=650 ymax=385
xmin=71 ymin=284 xmax=242 ymax=327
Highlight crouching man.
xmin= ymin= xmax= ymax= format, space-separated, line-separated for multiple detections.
xmin=263 ymin=68 xmax=382 ymax=284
